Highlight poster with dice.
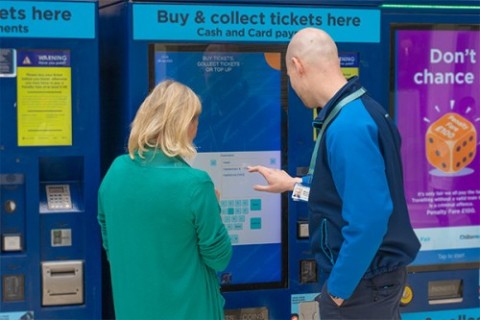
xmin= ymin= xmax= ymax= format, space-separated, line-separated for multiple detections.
xmin=393 ymin=25 xmax=479 ymax=266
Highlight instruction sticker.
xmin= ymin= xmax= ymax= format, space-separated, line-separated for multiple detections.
xmin=0 ymin=48 xmax=16 ymax=77
xmin=17 ymin=50 xmax=72 ymax=146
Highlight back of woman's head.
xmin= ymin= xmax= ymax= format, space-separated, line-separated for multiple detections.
xmin=128 ymin=80 xmax=201 ymax=159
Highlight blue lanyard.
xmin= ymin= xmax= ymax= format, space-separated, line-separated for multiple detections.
xmin=306 ymin=87 xmax=366 ymax=179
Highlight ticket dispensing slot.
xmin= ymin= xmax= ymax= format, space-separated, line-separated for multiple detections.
xmin=428 ymin=279 xmax=463 ymax=305
xmin=42 ymin=260 xmax=84 ymax=306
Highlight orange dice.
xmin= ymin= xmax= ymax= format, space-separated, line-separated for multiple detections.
xmin=426 ymin=112 xmax=477 ymax=173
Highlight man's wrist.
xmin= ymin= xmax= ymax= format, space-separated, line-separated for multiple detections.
xmin=290 ymin=177 xmax=302 ymax=191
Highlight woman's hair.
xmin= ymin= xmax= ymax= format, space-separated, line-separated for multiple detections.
xmin=128 ymin=80 xmax=201 ymax=159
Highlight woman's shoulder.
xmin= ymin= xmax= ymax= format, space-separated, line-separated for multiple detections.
xmin=183 ymin=166 xmax=213 ymax=183
xmin=109 ymin=154 xmax=133 ymax=168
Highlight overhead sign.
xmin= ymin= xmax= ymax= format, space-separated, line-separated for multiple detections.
xmin=0 ymin=1 xmax=95 ymax=39
xmin=133 ymin=4 xmax=380 ymax=43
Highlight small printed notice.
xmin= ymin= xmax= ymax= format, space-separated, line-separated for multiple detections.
xmin=16 ymin=50 xmax=72 ymax=146
xmin=0 ymin=48 xmax=16 ymax=77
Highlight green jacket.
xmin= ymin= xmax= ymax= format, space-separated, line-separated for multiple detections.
xmin=98 ymin=150 xmax=232 ymax=319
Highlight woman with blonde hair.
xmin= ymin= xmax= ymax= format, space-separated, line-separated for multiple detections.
xmin=98 ymin=80 xmax=232 ymax=319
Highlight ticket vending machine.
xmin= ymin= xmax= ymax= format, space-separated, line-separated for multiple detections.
xmin=99 ymin=0 xmax=479 ymax=319
xmin=379 ymin=3 xmax=480 ymax=319
xmin=99 ymin=1 xmax=382 ymax=318
xmin=0 ymin=1 xmax=101 ymax=319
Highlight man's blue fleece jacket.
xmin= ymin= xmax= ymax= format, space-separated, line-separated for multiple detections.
xmin=304 ymin=76 xmax=421 ymax=299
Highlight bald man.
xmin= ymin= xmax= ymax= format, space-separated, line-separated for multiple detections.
xmin=249 ymin=28 xmax=420 ymax=319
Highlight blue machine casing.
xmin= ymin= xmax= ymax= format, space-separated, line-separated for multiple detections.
xmin=0 ymin=1 xmax=102 ymax=319
xmin=99 ymin=1 xmax=479 ymax=319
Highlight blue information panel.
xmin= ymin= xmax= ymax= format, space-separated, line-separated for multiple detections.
xmin=135 ymin=4 xmax=380 ymax=43
xmin=0 ymin=1 xmax=95 ymax=39
xmin=151 ymin=45 xmax=286 ymax=288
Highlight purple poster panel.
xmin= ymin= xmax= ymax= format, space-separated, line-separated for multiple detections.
xmin=395 ymin=27 xmax=479 ymax=265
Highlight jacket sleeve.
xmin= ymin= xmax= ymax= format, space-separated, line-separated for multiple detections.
xmin=326 ymin=102 xmax=393 ymax=299
xmin=191 ymin=179 xmax=232 ymax=272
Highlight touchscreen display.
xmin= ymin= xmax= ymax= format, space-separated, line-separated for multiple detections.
xmin=150 ymin=44 xmax=287 ymax=289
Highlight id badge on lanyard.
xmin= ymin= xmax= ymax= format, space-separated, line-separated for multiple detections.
xmin=291 ymin=87 xmax=366 ymax=203
xmin=292 ymin=183 xmax=310 ymax=202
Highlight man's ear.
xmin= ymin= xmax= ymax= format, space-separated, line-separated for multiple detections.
xmin=291 ymin=57 xmax=304 ymax=75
